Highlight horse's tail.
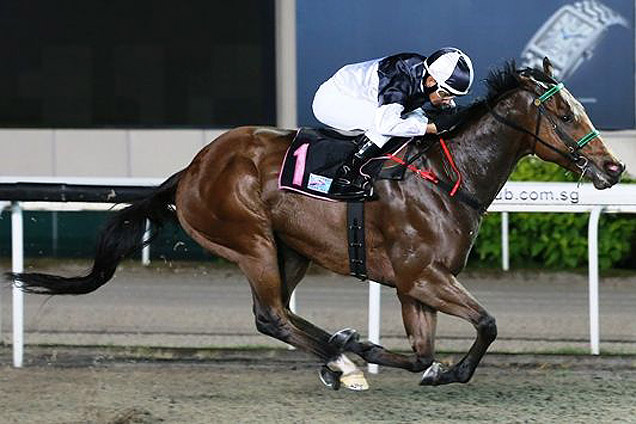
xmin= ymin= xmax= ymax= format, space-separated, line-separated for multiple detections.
xmin=8 ymin=171 xmax=184 ymax=295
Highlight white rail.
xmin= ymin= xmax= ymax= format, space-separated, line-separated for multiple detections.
xmin=2 ymin=180 xmax=636 ymax=369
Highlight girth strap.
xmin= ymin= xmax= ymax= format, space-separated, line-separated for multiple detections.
xmin=347 ymin=202 xmax=367 ymax=280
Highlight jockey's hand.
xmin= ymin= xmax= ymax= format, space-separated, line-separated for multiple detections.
xmin=429 ymin=107 xmax=466 ymax=134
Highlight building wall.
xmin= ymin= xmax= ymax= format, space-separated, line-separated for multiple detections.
xmin=0 ymin=128 xmax=633 ymax=179
xmin=0 ymin=129 xmax=226 ymax=178
xmin=0 ymin=126 xmax=632 ymax=260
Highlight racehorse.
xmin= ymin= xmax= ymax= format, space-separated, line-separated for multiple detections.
xmin=11 ymin=58 xmax=624 ymax=390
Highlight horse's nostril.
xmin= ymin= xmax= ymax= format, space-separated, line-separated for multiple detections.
xmin=604 ymin=162 xmax=624 ymax=177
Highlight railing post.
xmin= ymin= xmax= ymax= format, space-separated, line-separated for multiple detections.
xmin=142 ymin=219 xmax=151 ymax=266
xmin=588 ymin=207 xmax=603 ymax=355
xmin=368 ymin=281 xmax=381 ymax=374
xmin=0 ymin=204 xmax=4 ymax=344
xmin=501 ymin=212 xmax=510 ymax=271
xmin=11 ymin=201 xmax=24 ymax=367
xmin=286 ymin=291 xmax=297 ymax=350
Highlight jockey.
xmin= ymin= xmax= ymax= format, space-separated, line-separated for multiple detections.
xmin=312 ymin=47 xmax=474 ymax=200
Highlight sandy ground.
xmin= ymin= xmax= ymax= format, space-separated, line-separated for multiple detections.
xmin=1 ymin=347 xmax=636 ymax=424
xmin=0 ymin=260 xmax=635 ymax=423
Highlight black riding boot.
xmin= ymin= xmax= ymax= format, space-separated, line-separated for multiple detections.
xmin=329 ymin=135 xmax=381 ymax=200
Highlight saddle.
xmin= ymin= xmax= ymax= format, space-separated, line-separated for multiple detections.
xmin=278 ymin=128 xmax=418 ymax=202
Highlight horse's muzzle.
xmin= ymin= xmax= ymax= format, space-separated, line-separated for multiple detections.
xmin=604 ymin=161 xmax=625 ymax=181
xmin=590 ymin=160 xmax=625 ymax=189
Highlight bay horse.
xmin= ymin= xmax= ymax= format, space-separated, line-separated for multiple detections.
xmin=11 ymin=58 xmax=624 ymax=390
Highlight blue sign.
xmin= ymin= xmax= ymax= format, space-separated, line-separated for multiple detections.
xmin=297 ymin=0 xmax=634 ymax=129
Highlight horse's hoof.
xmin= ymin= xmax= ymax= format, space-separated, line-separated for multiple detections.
xmin=420 ymin=361 xmax=443 ymax=386
xmin=340 ymin=370 xmax=369 ymax=391
xmin=328 ymin=328 xmax=359 ymax=351
xmin=319 ymin=365 xmax=342 ymax=390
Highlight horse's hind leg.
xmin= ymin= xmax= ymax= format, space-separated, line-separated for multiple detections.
xmin=240 ymin=251 xmax=337 ymax=360
xmin=276 ymin=241 xmax=369 ymax=390
xmin=276 ymin=239 xmax=310 ymax=307
xmin=404 ymin=264 xmax=497 ymax=385
xmin=238 ymin=241 xmax=372 ymax=390
xmin=276 ymin=241 xmax=333 ymax=344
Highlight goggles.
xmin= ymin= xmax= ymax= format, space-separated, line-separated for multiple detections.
xmin=428 ymin=83 xmax=455 ymax=99
xmin=436 ymin=87 xmax=455 ymax=99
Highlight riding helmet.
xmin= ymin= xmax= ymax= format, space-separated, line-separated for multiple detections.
xmin=424 ymin=47 xmax=474 ymax=96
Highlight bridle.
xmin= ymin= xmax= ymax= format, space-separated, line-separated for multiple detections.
xmin=487 ymin=78 xmax=600 ymax=174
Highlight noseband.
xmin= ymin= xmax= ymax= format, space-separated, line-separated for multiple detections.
xmin=487 ymin=81 xmax=600 ymax=173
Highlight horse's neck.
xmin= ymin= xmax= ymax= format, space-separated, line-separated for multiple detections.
xmin=430 ymin=101 xmax=530 ymax=208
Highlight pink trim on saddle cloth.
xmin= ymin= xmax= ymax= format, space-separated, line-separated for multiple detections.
xmin=278 ymin=184 xmax=338 ymax=202
xmin=277 ymin=129 xmax=300 ymax=189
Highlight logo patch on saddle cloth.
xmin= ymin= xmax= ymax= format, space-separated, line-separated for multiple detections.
xmin=307 ymin=173 xmax=332 ymax=194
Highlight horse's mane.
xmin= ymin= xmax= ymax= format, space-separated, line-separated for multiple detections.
xmin=448 ymin=60 xmax=557 ymax=131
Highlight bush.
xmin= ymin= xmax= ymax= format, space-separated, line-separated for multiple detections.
xmin=469 ymin=157 xmax=636 ymax=270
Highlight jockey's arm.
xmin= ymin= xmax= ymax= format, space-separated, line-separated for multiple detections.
xmin=373 ymin=103 xmax=432 ymax=137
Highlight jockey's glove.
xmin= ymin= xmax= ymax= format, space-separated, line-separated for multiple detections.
xmin=429 ymin=107 xmax=466 ymax=134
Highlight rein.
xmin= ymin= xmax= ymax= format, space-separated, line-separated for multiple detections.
xmin=382 ymin=77 xmax=594 ymax=215
xmin=386 ymin=137 xmax=486 ymax=213
xmin=487 ymin=82 xmax=600 ymax=173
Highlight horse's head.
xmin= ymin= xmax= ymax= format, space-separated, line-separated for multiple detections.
xmin=514 ymin=57 xmax=625 ymax=189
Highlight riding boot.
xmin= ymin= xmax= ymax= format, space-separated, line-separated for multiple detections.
xmin=329 ymin=136 xmax=381 ymax=200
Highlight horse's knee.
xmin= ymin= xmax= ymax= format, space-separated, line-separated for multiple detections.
xmin=409 ymin=341 xmax=434 ymax=369
xmin=254 ymin=307 xmax=291 ymax=340
xmin=411 ymin=338 xmax=433 ymax=357
xmin=477 ymin=315 xmax=497 ymax=343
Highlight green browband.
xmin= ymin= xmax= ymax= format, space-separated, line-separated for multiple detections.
xmin=537 ymin=82 xmax=564 ymax=104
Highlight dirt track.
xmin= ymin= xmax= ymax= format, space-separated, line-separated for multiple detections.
xmin=1 ymin=347 xmax=636 ymax=424
xmin=1 ymin=261 xmax=636 ymax=423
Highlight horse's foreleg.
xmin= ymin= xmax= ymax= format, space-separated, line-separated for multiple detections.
xmin=342 ymin=336 xmax=434 ymax=372
xmin=328 ymin=296 xmax=437 ymax=372
xmin=405 ymin=264 xmax=497 ymax=385
xmin=276 ymin=244 xmax=435 ymax=373
xmin=277 ymin=249 xmax=434 ymax=372
xmin=336 ymin=294 xmax=437 ymax=372
xmin=393 ymin=293 xmax=438 ymax=370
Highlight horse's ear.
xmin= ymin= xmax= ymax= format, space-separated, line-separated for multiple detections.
xmin=543 ymin=57 xmax=555 ymax=78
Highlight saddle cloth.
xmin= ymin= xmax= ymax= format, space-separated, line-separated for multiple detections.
xmin=278 ymin=128 xmax=409 ymax=201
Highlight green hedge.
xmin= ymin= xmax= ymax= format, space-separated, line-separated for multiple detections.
xmin=469 ymin=157 xmax=636 ymax=270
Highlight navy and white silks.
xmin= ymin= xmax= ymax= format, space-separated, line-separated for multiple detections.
xmin=312 ymin=53 xmax=441 ymax=148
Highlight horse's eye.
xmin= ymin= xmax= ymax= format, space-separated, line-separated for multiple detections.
xmin=561 ymin=114 xmax=574 ymax=123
